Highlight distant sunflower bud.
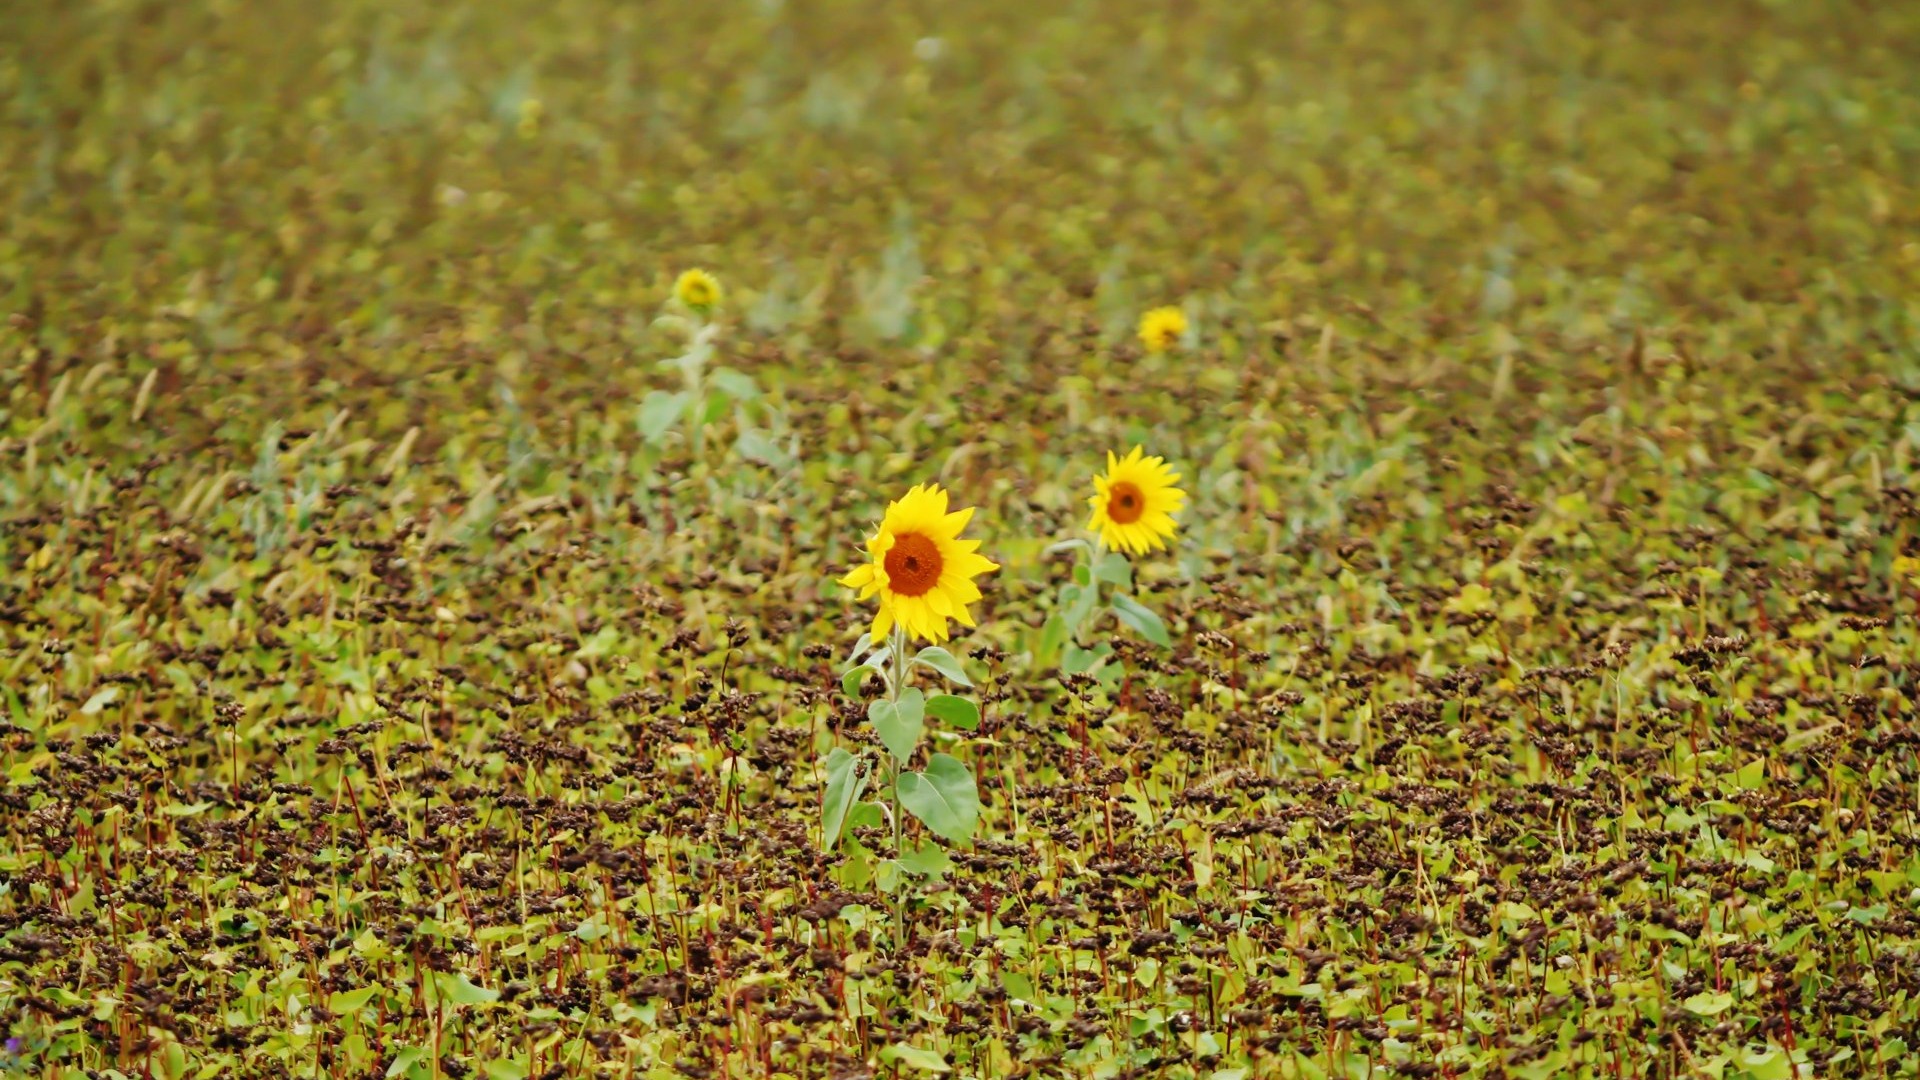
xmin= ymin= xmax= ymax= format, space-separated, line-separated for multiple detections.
xmin=1137 ymin=306 xmax=1188 ymax=353
xmin=674 ymin=269 xmax=722 ymax=316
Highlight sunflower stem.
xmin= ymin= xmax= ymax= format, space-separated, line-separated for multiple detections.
xmin=887 ymin=624 xmax=908 ymax=949
xmin=1080 ymin=538 xmax=1105 ymax=643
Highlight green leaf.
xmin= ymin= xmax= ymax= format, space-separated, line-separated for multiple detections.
xmin=701 ymin=392 xmax=730 ymax=424
xmin=897 ymin=753 xmax=980 ymax=842
xmin=844 ymin=632 xmax=876 ymax=667
xmin=898 ymin=839 xmax=953 ymax=878
xmin=734 ymin=428 xmax=787 ymax=466
xmin=637 ymin=390 xmax=689 ymax=443
xmin=1734 ymin=1045 xmax=1793 ymax=1080
xmin=841 ymin=667 xmax=867 ymax=699
xmin=708 ymin=366 xmax=761 ymax=401
xmin=328 ymin=985 xmax=381 ymax=1016
xmin=1093 ymin=550 xmax=1133 ymax=586
xmin=159 ymin=1041 xmax=188 ymax=1080
xmin=879 ymin=1043 xmax=951 ymax=1072
xmin=911 ymin=646 xmax=973 ymax=687
xmin=821 ymin=748 xmax=868 ymax=851
xmin=482 ymin=1062 xmax=529 ymax=1080
xmin=848 ymin=801 xmax=886 ymax=830
xmin=1038 ymin=612 xmax=1070 ymax=665
xmin=81 ymin=686 xmax=121 ymax=715
xmin=1061 ymin=582 xmax=1098 ymax=634
xmin=434 ymin=972 xmax=500 ymax=1006
xmin=871 ymin=689 xmax=925 ymax=764
xmin=1681 ymin=990 xmax=1733 ymax=1016
xmin=1110 ymin=593 xmax=1171 ymax=646
xmin=925 ymin=693 xmax=979 ymax=730
xmin=386 ymin=1047 xmax=428 ymax=1079
xmin=1063 ymin=642 xmax=1114 ymax=676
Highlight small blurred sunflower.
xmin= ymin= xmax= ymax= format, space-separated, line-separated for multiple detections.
xmin=674 ymin=269 xmax=722 ymax=314
xmin=1137 ymin=306 xmax=1188 ymax=353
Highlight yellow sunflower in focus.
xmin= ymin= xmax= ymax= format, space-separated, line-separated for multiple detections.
xmin=1137 ymin=306 xmax=1188 ymax=353
xmin=674 ymin=269 xmax=722 ymax=314
xmin=1087 ymin=447 xmax=1186 ymax=555
xmin=839 ymin=483 xmax=999 ymax=644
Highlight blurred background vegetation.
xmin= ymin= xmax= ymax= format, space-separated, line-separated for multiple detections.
xmin=7 ymin=1 xmax=1920 ymax=1077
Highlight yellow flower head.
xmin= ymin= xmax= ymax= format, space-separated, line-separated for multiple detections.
xmin=674 ymin=269 xmax=722 ymax=313
xmin=1087 ymin=447 xmax=1186 ymax=555
xmin=839 ymin=483 xmax=999 ymax=644
xmin=1137 ymin=306 xmax=1188 ymax=353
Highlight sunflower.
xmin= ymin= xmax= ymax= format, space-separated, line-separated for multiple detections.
xmin=839 ymin=483 xmax=999 ymax=644
xmin=673 ymin=269 xmax=722 ymax=314
xmin=1137 ymin=306 xmax=1188 ymax=353
xmin=1087 ymin=447 xmax=1186 ymax=555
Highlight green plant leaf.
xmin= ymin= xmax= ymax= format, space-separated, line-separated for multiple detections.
xmin=1110 ymin=593 xmax=1171 ymax=646
xmin=434 ymin=972 xmax=500 ymax=1006
xmin=898 ymin=839 xmax=953 ymax=878
xmin=820 ymin=747 xmax=868 ymax=851
xmin=871 ymin=688 xmax=924 ymax=764
xmin=879 ymin=1043 xmax=951 ymax=1072
xmin=80 ymin=686 xmax=121 ymax=715
xmin=844 ymin=632 xmax=875 ymax=666
xmin=925 ymin=693 xmax=979 ymax=730
xmin=1061 ymin=581 xmax=1098 ymax=634
xmin=1681 ymin=990 xmax=1733 ymax=1016
xmin=637 ymin=390 xmax=689 ymax=443
xmin=1063 ymin=642 xmax=1114 ymax=676
xmin=386 ymin=1047 xmax=428 ymax=1079
xmin=848 ymin=801 xmax=886 ymax=830
xmin=708 ymin=366 xmax=761 ymax=400
xmin=897 ymin=753 xmax=979 ymax=841
xmin=910 ymin=646 xmax=972 ymax=687
xmin=1093 ymin=550 xmax=1133 ymax=586
xmin=1037 ymin=612 xmax=1070 ymax=666
xmin=734 ymin=427 xmax=787 ymax=466
xmin=328 ymin=985 xmax=381 ymax=1016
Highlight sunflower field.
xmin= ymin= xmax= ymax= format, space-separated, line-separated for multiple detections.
xmin=4 ymin=0 xmax=1920 ymax=1077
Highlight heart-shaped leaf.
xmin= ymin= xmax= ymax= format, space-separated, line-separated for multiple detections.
xmin=870 ymin=689 xmax=924 ymax=764
xmin=897 ymin=752 xmax=979 ymax=842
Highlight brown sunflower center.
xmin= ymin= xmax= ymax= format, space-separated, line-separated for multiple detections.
xmin=1107 ymin=481 xmax=1146 ymax=525
xmin=884 ymin=531 xmax=944 ymax=597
